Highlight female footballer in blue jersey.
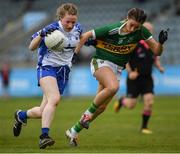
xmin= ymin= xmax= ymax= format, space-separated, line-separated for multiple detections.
xmin=13 ymin=3 xmax=82 ymax=149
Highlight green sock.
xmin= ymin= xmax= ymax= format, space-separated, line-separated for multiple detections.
xmin=73 ymin=122 xmax=83 ymax=133
xmin=87 ymin=102 xmax=98 ymax=114
xmin=72 ymin=103 xmax=98 ymax=133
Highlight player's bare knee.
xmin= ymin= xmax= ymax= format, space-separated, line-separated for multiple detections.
xmin=125 ymin=99 xmax=136 ymax=109
xmin=146 ymin=101 xmax=153 ymax=109
xmin=49 ymin=94 xmax=61 ymax=106
xmin=108 ymin=84 xmax=119 ymax=95
xmin=128 ymin=103 xmax=136 ymax=109
xmin=145 ymin=97 xmax=154 ymax=106
xmin=35 ymin=112 xmax=42 ymax=118
xmin=149 ymin=100 xmax=154 ymax=107
xmin=126 ymin=103 xmax=135 ymax=109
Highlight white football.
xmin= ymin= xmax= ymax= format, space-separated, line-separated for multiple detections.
xmin=45 ymin=30 xmax=65 ymax=51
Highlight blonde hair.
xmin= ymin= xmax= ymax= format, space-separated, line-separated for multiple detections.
xmin=56 ymin=3 xmax=78 ymax=20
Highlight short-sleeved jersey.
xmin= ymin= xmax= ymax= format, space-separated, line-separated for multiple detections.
xmin=31 ymin=21 xmax=82 ymax=68
xmin=92 ymin=20 xmax=152 ymax=67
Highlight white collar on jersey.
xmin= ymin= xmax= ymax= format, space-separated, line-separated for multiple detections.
xmin=58 ymin=21 xmax=75 ymax=34
xmin=118 ymin=20 xmax=128 ymax=35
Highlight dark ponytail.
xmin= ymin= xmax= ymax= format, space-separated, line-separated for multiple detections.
xmin=127 ymin=8 xmax=147 ymax=24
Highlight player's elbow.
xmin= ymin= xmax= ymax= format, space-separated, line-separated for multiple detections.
xmin=29 ymin=45 xmax=34 ymax=51
xmin=29 ymin=46 xmax=35 ymax=51
xmin=153 ymin=46 xmax=163 ymax=56
xmin=154 ymin=49 xmax=162 ymax=56
xmin=156 ymin=43 xmax=163 ymax=56
xmin=29 ymin=43 xmax=37 ymax=51
xmin=154 ymin=52 xmax=161 ymax=56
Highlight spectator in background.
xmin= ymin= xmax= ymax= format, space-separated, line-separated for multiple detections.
xmin=13 ymin=3 xmax=82 ymax=149
xmin=114 ymin=22 xmax=164 ymax=134
xmin=0 ymin=63 xmax=11 ymax=98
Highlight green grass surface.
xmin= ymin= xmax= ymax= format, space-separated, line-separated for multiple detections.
xmin=0 ymin=96 xmax=180 ymax=153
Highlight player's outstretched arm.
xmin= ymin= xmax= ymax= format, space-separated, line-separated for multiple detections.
xmin=75 ymin=31 xmax=93 ymax=54
xmin=29 ymin=36 xmax=42 ymax=51
xmin=146 ymin=29 xmax=169 ymax=56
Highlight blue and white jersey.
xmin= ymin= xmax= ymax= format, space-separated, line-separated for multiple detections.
xmin=31 ymin=21 xmax=83 ymax=67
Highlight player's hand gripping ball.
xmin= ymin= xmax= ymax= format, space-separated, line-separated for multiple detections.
xmin=45 ymin=30 xmax=65 ymax=52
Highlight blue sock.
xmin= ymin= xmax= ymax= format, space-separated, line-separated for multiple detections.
xmin=42 ymin=128 xmax=49 ymax=135
xmin=18 ymin=111 xmax=27 ymax=121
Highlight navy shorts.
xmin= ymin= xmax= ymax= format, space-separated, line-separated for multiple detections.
xmin=37 ymin=65 xmax=70 ymax=94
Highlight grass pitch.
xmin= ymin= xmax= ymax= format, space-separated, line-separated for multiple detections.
xmin=0 ymin=96 xmax=180 ymax=153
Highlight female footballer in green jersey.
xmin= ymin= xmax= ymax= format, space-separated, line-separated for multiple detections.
xmin=66 ymin=8 xmax=168 ymax=146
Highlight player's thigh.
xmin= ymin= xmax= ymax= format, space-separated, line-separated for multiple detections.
xmin=91 ymin=58 xmax=121 ymax=88
xmin=94 ymin=67 xmax=119 ymax=89
xmin=40 ymin=76 xmax=60 ymax=100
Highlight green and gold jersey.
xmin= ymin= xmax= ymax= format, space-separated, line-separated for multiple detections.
xmin=92 ymin=20 xmax=152 ymax=67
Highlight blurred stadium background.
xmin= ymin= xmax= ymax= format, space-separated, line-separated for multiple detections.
xmin=0 ymin=0 xmax=180 ymax=153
